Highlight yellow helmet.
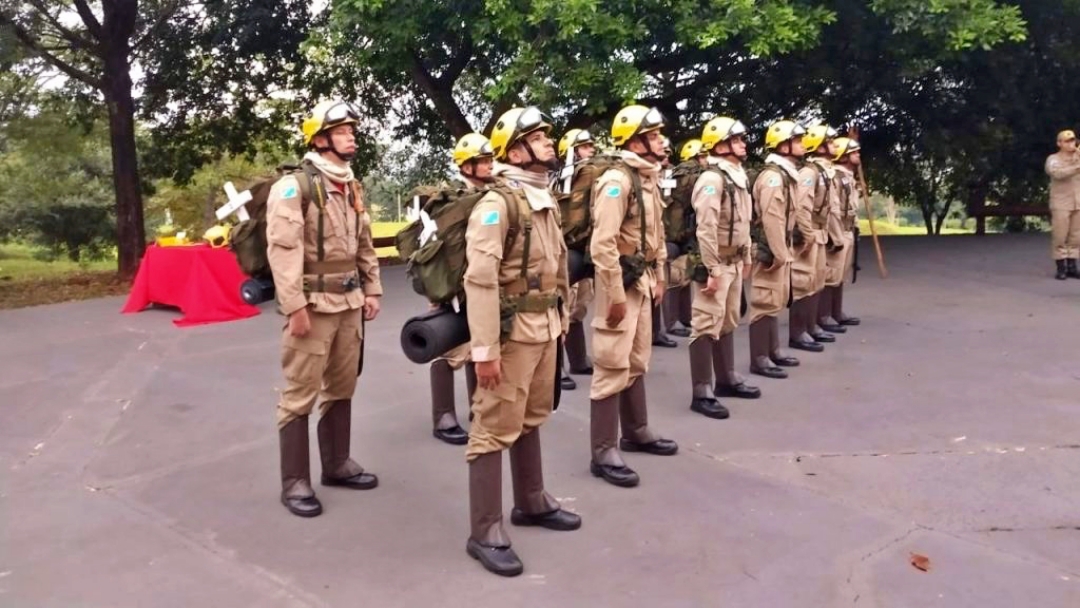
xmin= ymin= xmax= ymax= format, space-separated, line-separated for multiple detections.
xmin=679 ymin=139 xmax=705 ymax=162
xmin=453 ymin=133 xmax=494 ymax=166
xmin=611 ymin=105 xmax=665 ymax=147
xmin=489 ymin=106 xmax=553 ymax=161
xmin=203 ymin=224 xmax=231 ymax=249
xmin=302 ymin=101 xmax=360 ymax=146
xmin=558 ymin=128 xmax=594 ymax=158
xmin=803 ymin=124 xmax=839 ymax=153
xmin=764 ymin=120 xmax=807 ymax=151
xmin=832 ymin=137 xmax=862 ymax=161
xmin=701 ymin=116 xmax=747 ymax=150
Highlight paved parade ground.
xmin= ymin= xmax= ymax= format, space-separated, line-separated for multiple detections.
xmin=2 ymin=233 xmax=1079 ymax=607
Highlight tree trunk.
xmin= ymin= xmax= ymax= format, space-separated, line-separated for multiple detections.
xmin=103 ymin=42 xmax=145 ymax=280
xmin=934 ymin=199 xmax=953 ymax=235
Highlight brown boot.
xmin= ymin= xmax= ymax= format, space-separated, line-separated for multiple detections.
xmin=806 ymin=292 xmax=835 ymax=343
xmin=789 ymin=298 xmax=824 ymax=352
xmin=713 ymin=332 xmax=760 ymax=399
xmin=431 ymin=361 xmax=467 ymax=445
xmin=679 ymin=285 xmax=693 ymax=328
xmin=750 ymin=318 xmax=786 ymax=379
xmin=689 ymin=337 xmax=729 ymax=419
xmin=280 ymin=416 xmax=322 ymax=517
xmin=834 ymin=284 xmax=861 ymax=326
xmin=318 ymin=400 xmax=378 ymax=490
xmin=768 ymin=316 xmax=800 ymax=369
xmin=509 ymin=430 xmax=581 ymax=531
xmin=590 ymin=395 xmax=639 ymax=487
xmin=619 ymin=378 xmax=679 ymax=454
xmin=566 ymin=321 xmax=594 ymax=374
xmin=817 ymin=287 xmax=846 ymax=333
xmin=466 ymin=451 xmax=522 ymax=576
xmin=653 ymin=301 xmax=677 ymax=346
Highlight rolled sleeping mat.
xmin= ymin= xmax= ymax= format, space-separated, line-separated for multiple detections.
xmin=400 ymin=306 xmax=471 ymax=364
xmin=568 ymin=249 xmax=594 ymax=286
xmin=240 ymin=277 xmax=276 ymax=306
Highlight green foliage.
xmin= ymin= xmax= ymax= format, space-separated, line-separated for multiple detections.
xmin=0 ymin=101 xmax=115 ymax=261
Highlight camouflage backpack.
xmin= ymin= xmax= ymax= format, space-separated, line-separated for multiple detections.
xmin=556 ymin=154 xmax=634 ymax=252
xmin=228 ymin=160 xmax=319 ymax=279
xmin=395 ymin=184 xmax=530 ymax=306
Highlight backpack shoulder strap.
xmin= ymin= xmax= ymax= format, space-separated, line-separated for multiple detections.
xmin=489 ymin=186 xmax=534 ymax=281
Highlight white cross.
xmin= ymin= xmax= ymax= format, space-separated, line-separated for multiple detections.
xmin=560 ymin=146 xmax=576 ymax=193
xmin=661 ymin=169 xmax=677 ymax=197
xmin=216 ymin=182 xmax=253 ymax=222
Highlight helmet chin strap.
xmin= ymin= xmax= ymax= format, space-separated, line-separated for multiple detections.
xmin=515 ymin=139 xmax=558 ymax=171
xmin=633 ymin=134 xmax=663 ymax=163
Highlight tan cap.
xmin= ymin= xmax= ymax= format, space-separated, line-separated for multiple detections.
xmin=1057 ymin=130 xmax=1076 ymax=143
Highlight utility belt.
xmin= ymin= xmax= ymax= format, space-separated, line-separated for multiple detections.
xmin=616 ymin=241 xmax=659 ymax=288
xmin=690 ymin=245 xmax=746 ymax=283
xmin=842 ymin=217 xmax=857 ymax=231
xmin=302 ymin=259 xmax=361 ymax=294
xmin=499 ymin=272 xmax=559 ymax=341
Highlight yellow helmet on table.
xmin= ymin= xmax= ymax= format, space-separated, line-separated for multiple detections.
xmin=203 ymin=224 xmax=231 ymax=249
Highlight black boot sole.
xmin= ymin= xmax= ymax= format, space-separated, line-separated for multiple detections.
xmin=789 ymin=341 xmax=825 ymax=353
xmin=810 ymin=333 xmax=836 ymax=343
xmin=589 ymin=461 xmax=640 ymax=487
xmin=819 ymin=324 xmax=847 ymax=333
xmin=714 ymin=384 xmax=762 ymax=399
xmin=619 ymin=438 xmax=679 ymax=455
xmin=838 ymin=318 xmax=861 ymax=326
xmin=750 ymin=367 xmax=788 ymax=379
xmin=510 ymin=508 xmax=582 ymax=531
xmin=560 ymin=377 xmax=577 ymax=390
xmin=433 ymin=428 xmax=469 ymax=446
xmin=282 ymin=496 xmax=322 ymax=518
xmin=690 ymin=401 xmax=731 ymax=419
xmin=321 ymin=475 xmax=379 ymax=490
xmin=466 ymin=540 xmax=524 ymax=577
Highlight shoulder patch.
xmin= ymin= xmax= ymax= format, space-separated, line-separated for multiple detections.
xmin=768 ymin=176 xmax=780 ymax=187
xmin=606 ymin=185 xmax=622 ymax=197
xmin=703 ymin=185 xmax=717 ymax=195
xmin=506 ymin=179 xmax=522 ymax=189
xmin=280 ymin=177 xmax=299 ymax=199
xmin=481 ymin=209 xmax=501 ymax=226
xmin=803 ymin=177 xmax=814 ymax=187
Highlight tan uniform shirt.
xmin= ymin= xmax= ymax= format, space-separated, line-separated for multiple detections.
xmin=752 ymin=154 xmax=799 ymax=265
xmin=464 ymin=182 xmax=568 ymax=363
xmin=1046 ymin=151 xmax=1080 ymax=211
xmin=266 ymin=171 xmax=383 ymax=316
xmin=834 ymin=166 xmax=860 ymax=231
xmin=589 ymin=150 xmax=669 ymax=305
xmin=694 ymin=156 xmax=753 ymax=274
xmin=797 ymin=158 xmax=838 ymax=246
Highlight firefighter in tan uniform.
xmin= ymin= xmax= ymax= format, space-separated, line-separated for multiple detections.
xmin=558 ymin=128 xmax=599 ymax=389
xmin=463 ymin=106 xmax=580 ymax=577
xmin=820 ymin=137 xmax=862 ymax=327
xmin=686 ymin=117 xmax=760 ymax=420
xmin=788 ymin=125 xmax=839 ymax=351
xmin=653 ymin=137 xmax=680 ymax=348
xmin=749 ymin=120 xmax=804 ymax=379
xmin=267 ymin=101 xmax=383 ymax=518
xmin=589 ymin=105 xmax=678 ymax=489
xmin=660 ymin=140 xmax=708 ymax=344
xmin=1046 ymin=129 xmax=1080 ymax=280
xmin=429 ymin=133 xmax=494 ymax=445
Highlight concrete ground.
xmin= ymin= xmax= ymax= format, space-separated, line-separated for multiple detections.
xmin=1 ymin=233 xmax=1078 ymax=608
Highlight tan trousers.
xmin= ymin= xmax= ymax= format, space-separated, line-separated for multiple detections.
xmin=689 ymin=263 xmax=742 ymax=341
xmin=568 ymin=278 xmax=595 ymax=322
xmin=590 ymin=287 xmax=652 ymax=400
xmin=276 ymin=308 xmax=363 ymax=429
xmin=466 ymin=339 xmax=556 ymax=461
xmin=669 ymin=255 xmax=690 ymax=288
xmin=436 ymin=343 xmax=471 ymax=370
xmin=824 ymin=234 xmax=852 ymax=288
xmin=1051 ymin=208 xmax=1080 ymax=260
xmin=749 ymin=261 xmax=791 ymax=325
xmin=792 ymin=240 xmax=826 ymax=301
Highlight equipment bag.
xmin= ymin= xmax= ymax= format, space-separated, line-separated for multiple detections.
xmin=228 ymin=160 xmax=318 ymax=279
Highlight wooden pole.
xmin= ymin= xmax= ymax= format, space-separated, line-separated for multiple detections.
xmin=848 ymin=127 xmax=888 ymax=279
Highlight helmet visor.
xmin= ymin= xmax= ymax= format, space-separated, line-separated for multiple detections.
xmin=476 ymin=141 xmax=494 ymax=157
xmin=729 ymin=121 xmax=748 ymax=138
xmin=574 ymin=130 xmax=593 ymax=145
xmin=324 ymin=102 xmax=360 ymax=127
xmin=641 ymin=107 xmax=665 ymax=133
xmin=517 ymin=106 xmax=553 ymax=135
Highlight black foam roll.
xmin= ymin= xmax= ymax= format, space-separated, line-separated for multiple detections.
xmin=568 ymin=249 xmax=594 ymax=286
xmin=240 ymin=277 xmax=276 ymax=306
xmin=400 ymin=306 xmax=471 ymax=364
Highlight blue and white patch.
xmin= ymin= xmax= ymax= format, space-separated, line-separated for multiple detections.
xmin=768 ymin=177 xmax=780 ymax=187
xmin=281 ymin=184 xmax=299 ymax=199
xmin=506 ymin=179 xmax=522 ymax=189
xmin=606 ymin=185 xmax=622 ymax=197
xmin=703 ymin=185 xmax=717 ymax=195
xmin=481 ymin=210 xmax=501 ymax=226
xmin=803 ymin=177 xmax=814 ymax=187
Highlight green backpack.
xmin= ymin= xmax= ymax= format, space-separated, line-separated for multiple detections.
xmin=663 ymin=160 xmax=716 ymax=249
xmin=396 ymin=184 xmax=529 ymax=306
xmin=556 ymin=154 xmax=633 ymax=252
xmin=228 ymin=160 xmax=318 ymax=279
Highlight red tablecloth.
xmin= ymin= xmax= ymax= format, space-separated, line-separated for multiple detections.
xmin=122 ymin=244 xmax=260 ymax=327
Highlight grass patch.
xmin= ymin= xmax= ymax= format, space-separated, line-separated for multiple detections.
xmin=858 ymin=219 xmax=972 ymax=236
xmin=0 ymin=242 xmax=126 ymax=309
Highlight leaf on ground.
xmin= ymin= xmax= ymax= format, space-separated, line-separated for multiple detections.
xmin=910 ymin=552 xmax=931 ymax=572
